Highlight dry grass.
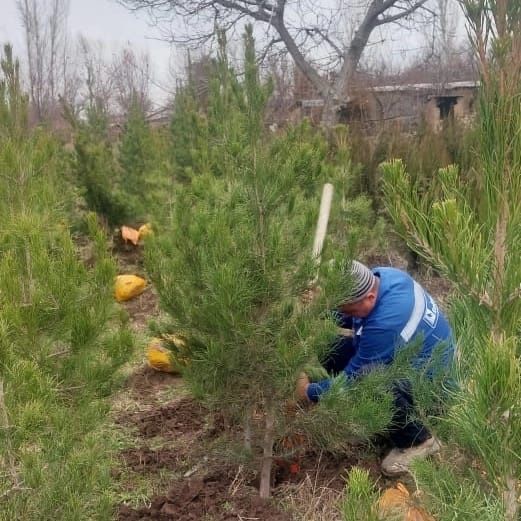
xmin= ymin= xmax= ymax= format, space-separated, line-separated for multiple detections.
xmin=277 ymin=453 xmax=345 ymax=521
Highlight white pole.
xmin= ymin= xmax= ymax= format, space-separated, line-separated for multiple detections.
xmin=312 ymin=183 xmax=334 ymax=266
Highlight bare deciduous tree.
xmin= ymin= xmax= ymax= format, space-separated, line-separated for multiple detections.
xmin=78 ymin=36 xmax=114 ymax=113
xmin=119 ymin=0 xmax=432 ymax=125
xmin=17 ymin=0 xmax=71 ymax=121
xmin=110 ymin=46 xmax=152 ymax=114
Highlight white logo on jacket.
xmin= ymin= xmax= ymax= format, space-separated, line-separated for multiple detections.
xmin=423 ymin=294 xmax=439 ymax=328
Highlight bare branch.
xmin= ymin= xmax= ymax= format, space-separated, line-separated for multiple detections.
xmin=304 ymin=27 xmax=344 ymax=58
xmin=376 ymin=0 xmax=430 ymax=26
xmin=119 ymin=0 xmax=437 ymax=124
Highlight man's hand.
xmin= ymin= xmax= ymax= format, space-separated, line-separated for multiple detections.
xmin=295 ymin=372 xmax=311 ymax=402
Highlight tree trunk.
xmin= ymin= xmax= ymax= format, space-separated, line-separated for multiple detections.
xmin=503 ymin=473 xmax=519 ymax=521
xmin=243 ymin=410 xmax=252 ymax=451
xmin=319 ymin=57 xmax=357 ymax=127
xmin=259 ymin=406 xmax=275 ymax=499
xmin=321 ymin=96 xmax=340 ymax=128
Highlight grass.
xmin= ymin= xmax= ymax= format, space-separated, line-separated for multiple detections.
xmin=107 ymin=357 xmax=192 ymax=512
xmin=278 ymin=472 xmax=344 ymax=521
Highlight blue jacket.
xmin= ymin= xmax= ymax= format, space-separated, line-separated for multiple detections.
xmin=307 ymin=267 xmax=454 ymax=402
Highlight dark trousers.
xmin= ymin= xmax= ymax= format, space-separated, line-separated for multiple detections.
xmin=321 ymin=336 xmax=431 ymax=449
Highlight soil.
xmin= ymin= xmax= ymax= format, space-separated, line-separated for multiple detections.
xmin=116 ymin=396 xmax=207 ymax=439
xmin=124 ymin=365 xmax=183 ymax=400
xmin=114 ymin=387 xmax=388 ymax=520
xmin=119 ymin=447 xmax=180 ymax=474
xmin=114 ymin=389 xmax=294 ymax=520
xmin=117 ymin=469 xmax=293 ymax=521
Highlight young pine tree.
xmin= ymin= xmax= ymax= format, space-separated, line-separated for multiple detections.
xmin=118 ymin=95 xmax=156 ymax=221
xmin=71 ymin=100 xmax=129 ymax=225
xmin=381 ymin=3 xmax=521 ymax=519
xmin=146 ymin=26 xmax=395 ymax=498
xmin=169 ymin=80 xmax=210 ymax=181
xmin=0 ymin=47 xmax=134 ymax=519
xmin=0 ymin=44 xmax=27 ymax=139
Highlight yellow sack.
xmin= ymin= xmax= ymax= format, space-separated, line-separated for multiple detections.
xmin=146 ymin=334 xmax=190 ymax=374
xmin=147 ymin=338 xmax=175 ymax=373
xmin=138 ymin=223 xmax=153 ymax=240
xmin=114 ymin=275 xmax=146 ymax=302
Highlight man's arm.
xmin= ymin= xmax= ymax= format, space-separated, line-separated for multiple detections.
xmin=306 ymin=326 xmax=398 ymax=402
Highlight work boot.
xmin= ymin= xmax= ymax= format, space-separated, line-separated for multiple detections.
xmin=381 ymin=437 xmax=441 ymax=477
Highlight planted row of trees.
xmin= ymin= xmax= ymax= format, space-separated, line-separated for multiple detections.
xmin=2 ymin=0 xmax=519 ymax=516
xmin=379 ymin=1 xmax=521 ymax=519
xmin=0 ymin=44 xmax=135 ymax=519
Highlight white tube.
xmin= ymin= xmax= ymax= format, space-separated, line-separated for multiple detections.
xmin=312 ymin=183 xmax=334 ymax=266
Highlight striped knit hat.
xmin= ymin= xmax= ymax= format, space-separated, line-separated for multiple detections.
xmin=344 ymin=261 xmax=376 ymax=304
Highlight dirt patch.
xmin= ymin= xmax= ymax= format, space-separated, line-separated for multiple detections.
xmin=117 ymin=396 xmax=207 ymax=439
xmin=121 ymin=287 xmax=160 ymax=332
xmin=112 ymin=233 xmax=146 ymax=271
xmin=117 ymin=468 xmax=292 ymax=521
xmin=273 ymin=448 xmax=381 ymax=490
xmin=119 ymin=447 xmax=181 ymax=474
xmin=124 ymin=365 xmax=183 ymax=400
xmin=116 ymin=448 xmax=384 ymax=520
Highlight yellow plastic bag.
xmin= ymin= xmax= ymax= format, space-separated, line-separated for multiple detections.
xmin=114 ymin=275 xmax=146 ymax=302
xmin=138 ymin=223 xmax=153 ymax=240
xmin=147 ymin=338 xmax=175 ymax=373
xmin=146 ymin=334 xmax=190 ymax=374
xmin=379 ymin=482 xmax=410 ymax=514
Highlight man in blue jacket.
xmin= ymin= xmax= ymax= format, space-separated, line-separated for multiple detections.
xmin=296 ymin=260 xmax=455 ymax=476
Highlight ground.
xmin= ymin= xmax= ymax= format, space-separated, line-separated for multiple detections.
xmin=110 ymin=235 xmax=443 ymax=520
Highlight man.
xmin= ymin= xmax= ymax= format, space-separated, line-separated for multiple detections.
xmin=296 ymin=260 xmax=454 ymax=476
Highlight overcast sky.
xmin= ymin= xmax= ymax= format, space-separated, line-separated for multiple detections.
xmin=1 ymin=0 xmax=468 ymax=107
xmin=1 ymin=0 xmax=176 ymax=105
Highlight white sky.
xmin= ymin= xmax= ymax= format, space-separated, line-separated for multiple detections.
xmin=1 ymin=0 xmax=468 ymax=107
xmin=0 ymin=0 xmax=176 ymax=105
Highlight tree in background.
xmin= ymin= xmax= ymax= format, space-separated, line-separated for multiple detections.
xmin=118 ymin=95 xmax=173 ymax=223
xmin=169 ymin=80 xmax=210 ymax=181
xmin=146 ymin=26 xmax=395 ymax=497
xmin=0 ymin=44 xmax=28 ymax=139
xmin=17 ymin=0 xmax=76 ymax=122
xmin=118 ymin=96 xmax=154 ymax=220
xmin=78 ymin=36 xmax=115 ymax=116
xmin=381 ymin=0 xmax=521 ymax=519
xmin=68 ymin=98 xmax=129 ymax=225
xmin=110 ymin=46 xmax=152 ymax=115
xmin=120 ymin=0 xmax=434 ymax=125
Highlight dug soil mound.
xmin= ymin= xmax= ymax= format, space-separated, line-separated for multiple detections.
xmin=115 ymin=390 xmax=384 ymax=520
xmin=119 ymin=447 xmax=180 ymax=474
xmin=118 ymin=468 xmax=292 ymax=521
xmin=116 ymin=396 xmax=207 ymax=439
